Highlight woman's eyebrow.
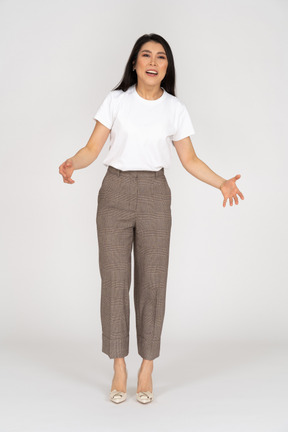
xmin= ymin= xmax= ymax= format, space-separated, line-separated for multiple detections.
xmin=140 ymin=49 xmax=166 ymax=55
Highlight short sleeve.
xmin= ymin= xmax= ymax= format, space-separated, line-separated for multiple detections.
xmin=172 ymin=102 xmax=195 ymax=143
xmin=93 ymin=91 xmax=114 ymax=130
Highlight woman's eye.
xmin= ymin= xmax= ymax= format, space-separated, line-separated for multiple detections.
xmin=142 ymin=54 xmax=166 ymax=59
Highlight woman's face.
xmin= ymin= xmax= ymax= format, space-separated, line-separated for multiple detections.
xmin=133 ymin=41 xmax=168 ymax=87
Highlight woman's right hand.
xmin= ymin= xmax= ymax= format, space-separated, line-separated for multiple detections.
xmin=59 ymin=158 xmax=75 ymax=184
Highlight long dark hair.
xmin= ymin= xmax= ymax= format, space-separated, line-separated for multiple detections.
xmin=112 ymin=33 xmax=176 ymax=96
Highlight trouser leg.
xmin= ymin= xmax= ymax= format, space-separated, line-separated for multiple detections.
xmin=133 ymin=174 xmax=172 ymax=360
xmin=96 ymin=170 xmax=134 ymax=359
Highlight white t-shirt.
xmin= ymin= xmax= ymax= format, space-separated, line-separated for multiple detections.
xmin=93 ymin=83 xmax=195 ymax=171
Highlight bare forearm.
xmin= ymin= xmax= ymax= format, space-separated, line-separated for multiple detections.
xmin=183 ymin=157 xmax=227 ymax=189
xmin=70 ymin=146 xmax=97 ymax=170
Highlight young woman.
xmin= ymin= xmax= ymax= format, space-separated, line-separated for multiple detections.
xmin=59 ymin=33 xmax=244 ymax=404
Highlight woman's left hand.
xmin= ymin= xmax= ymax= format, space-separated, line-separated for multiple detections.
xmin=220 ymin=174 xmax=244 ymax=207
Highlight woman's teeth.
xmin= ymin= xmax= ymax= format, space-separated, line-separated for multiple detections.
xmin=146 ymin=71 xmax=158 ymax=76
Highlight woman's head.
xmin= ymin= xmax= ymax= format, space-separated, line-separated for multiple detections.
xmin=113 ymin=33 xmax=176 ymax=96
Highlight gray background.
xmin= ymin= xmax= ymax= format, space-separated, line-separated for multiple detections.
xmin=1 ymin=0 xmax=287 ymax=431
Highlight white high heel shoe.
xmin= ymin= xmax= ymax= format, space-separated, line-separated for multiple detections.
xmin=109 ymin=368 xmax=128 ymax=404
xmin=136 ymin=367 xmax=154 ymax=404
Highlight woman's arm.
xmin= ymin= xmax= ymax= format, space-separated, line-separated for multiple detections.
xmin=59 ymin=121 xmax=110 ymax=184
xmin=71 ymin=121 xmax=111 ymax=169
xmin=173 ymin=136 xmax=244 ymax=207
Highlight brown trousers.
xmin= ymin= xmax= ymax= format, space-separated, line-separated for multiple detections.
xmin=96 ymin=165 xmax=172 ymax=360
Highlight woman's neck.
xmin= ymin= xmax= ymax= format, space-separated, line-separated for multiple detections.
xmin=135 ymin=82 xmax=163 ymax=100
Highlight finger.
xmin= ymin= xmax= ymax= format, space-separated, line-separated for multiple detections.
xmin=237 ymin=191 xmax=244 ymax=200
xmin=234 ymin=195 xmax=239 ymax=205
xmin=223 ymin=197 xmax=227 ymax=208
xmin=229 ymin=197 xmax=233 ymax=206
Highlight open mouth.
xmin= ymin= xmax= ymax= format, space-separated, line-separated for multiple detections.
xmin=146 ymin=70 xmax=158 ymax=77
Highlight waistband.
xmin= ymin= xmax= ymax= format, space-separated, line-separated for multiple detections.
xmin=108 ymin=165 xmax=165 ymax=178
